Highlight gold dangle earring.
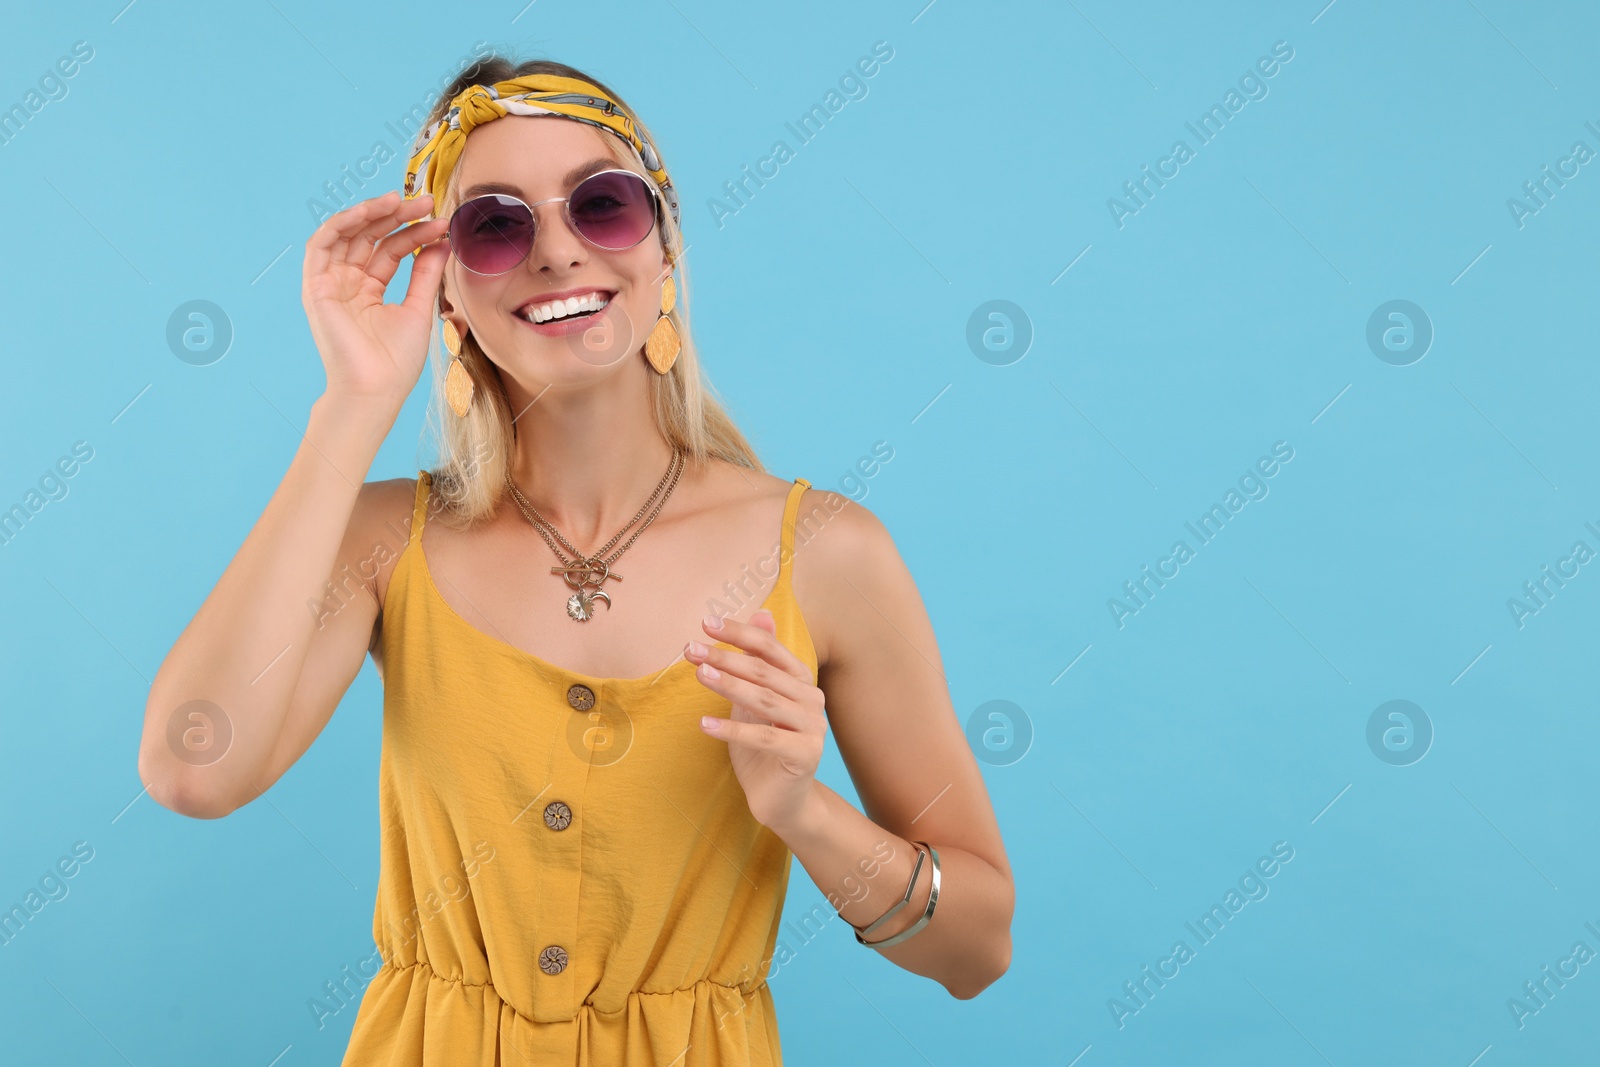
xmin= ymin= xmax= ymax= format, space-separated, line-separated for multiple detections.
xmin=644 ymin=266 xmax=681 ymax=375
xmin=441 ymin=318 xmax=475 ymax=417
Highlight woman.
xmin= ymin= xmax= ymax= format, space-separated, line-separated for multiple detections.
xmin=138 ymin=53 xmax=1013 ymax=1065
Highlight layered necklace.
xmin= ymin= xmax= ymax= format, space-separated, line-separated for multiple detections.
xmin=503 ymin=448 xmax=686 ymax=621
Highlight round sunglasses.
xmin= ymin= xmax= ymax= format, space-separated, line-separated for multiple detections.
xmin=444 ymin=168 xmax=663 ymax=276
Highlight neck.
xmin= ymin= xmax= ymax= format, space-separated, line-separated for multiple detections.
xmin=500 ymin=364 xmax=681 ymax=551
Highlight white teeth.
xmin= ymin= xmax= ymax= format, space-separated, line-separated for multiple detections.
xmin=524 ymin=292 xmax=610 ymax=323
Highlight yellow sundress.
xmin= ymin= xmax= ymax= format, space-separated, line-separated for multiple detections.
xmin=341 ymin=470 xmax=818 ymax=1066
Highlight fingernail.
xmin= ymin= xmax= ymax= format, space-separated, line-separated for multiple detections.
xmin=699 ymin=662 xmax=720 ymax=680
xmin=686 ymin=640 xmax=708 ymax=657
xmin=700 ymin=716 xmax=719 ymax=731
xmin=702 ymin=614 xmax=723 ymax=631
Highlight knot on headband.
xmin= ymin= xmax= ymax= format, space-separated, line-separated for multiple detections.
xmin=454 ymin=84 xmax=508 ymax=134
xmin=404 ymin=74 xmax=680 ymax=229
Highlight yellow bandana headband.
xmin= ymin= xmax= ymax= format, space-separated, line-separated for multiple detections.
xmin=403 ymin=74 xmax=680 ymax=228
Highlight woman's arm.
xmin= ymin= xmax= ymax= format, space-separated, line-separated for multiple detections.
xmin=688 ymin=491 xmax=1014 ymax=999
xmin=137 ymin=191 xmax=450 ymax=818
xmin=138 ymin=399 xmax=400 ymax=818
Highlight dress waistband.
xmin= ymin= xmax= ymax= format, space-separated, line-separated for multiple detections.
xmin=377 ymin=956 xmax=770 ymax=1026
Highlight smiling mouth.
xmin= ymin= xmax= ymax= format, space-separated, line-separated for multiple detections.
xmin=517 ymin=291 xmax=614 ymax=324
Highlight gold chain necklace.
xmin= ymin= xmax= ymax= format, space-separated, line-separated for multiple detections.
xmin=503 ymin=448 xmax=686 ymax=621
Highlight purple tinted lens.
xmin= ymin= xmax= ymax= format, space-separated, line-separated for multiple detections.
xmin=450 ymin=194 xmax=534 ymax=274
xmin=569 ymin=171 xmax=657 ymax=249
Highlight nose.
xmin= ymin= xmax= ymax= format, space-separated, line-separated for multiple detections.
xmin=526 ymin=197 xmax=587 ymax=276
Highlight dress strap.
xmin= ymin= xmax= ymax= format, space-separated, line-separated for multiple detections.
xmin=780 ymin=477 xmax=812 ymax=563
xmin=409 ymin=470 xmax=433 ymax=545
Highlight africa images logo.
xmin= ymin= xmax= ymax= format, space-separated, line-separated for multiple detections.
xmin=1106 ymin=41 xmax=1295 ymax=229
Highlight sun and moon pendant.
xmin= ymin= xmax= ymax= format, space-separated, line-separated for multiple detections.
xmin=551 ymin=557 xmax=621 ymax=621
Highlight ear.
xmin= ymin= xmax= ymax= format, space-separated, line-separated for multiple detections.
xmin=437 ymin=278 xmax=466 ymax=344
xmin=438 ymin=269 xmax=458 ymax=319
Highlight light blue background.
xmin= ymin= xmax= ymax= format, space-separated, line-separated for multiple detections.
xmin=2 ymin=0 xmax=1597 ymax=1063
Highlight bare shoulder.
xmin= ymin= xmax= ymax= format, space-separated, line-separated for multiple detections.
xmin=789 ymin=485 xmax=908 ymax=671
xmin=696 ymin=457 xmax=792 ymax=506
xmin=693 ymin=461 xmax=903 ymax=668
xmin=345 ymin=476 xmax=424 ymax=611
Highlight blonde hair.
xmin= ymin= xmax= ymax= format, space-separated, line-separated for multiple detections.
xmin=418 ymin=55 xmax=764 ymax=528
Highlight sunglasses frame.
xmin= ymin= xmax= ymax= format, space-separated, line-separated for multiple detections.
xmin=444 ymin=167 xmax=664 ymax=276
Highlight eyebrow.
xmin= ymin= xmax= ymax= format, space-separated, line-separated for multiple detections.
xmin=461 ymin=157 xmax=620 ymax=200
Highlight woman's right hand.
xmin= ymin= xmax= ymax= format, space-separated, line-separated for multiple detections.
xmin=301 ymin=189 xmax=452 ymax=409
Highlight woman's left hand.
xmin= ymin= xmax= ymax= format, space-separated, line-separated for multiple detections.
xmin=686 ymin=610 xmax=826 ymax=833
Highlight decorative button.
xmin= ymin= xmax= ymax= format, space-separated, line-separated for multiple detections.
xmin=566 ymin=684 xmax=595 ymax=711
xmin=543 ymin=801 xmax=572 ymax=831
xmin=539 ymin=945 xmax=569 ymax=975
